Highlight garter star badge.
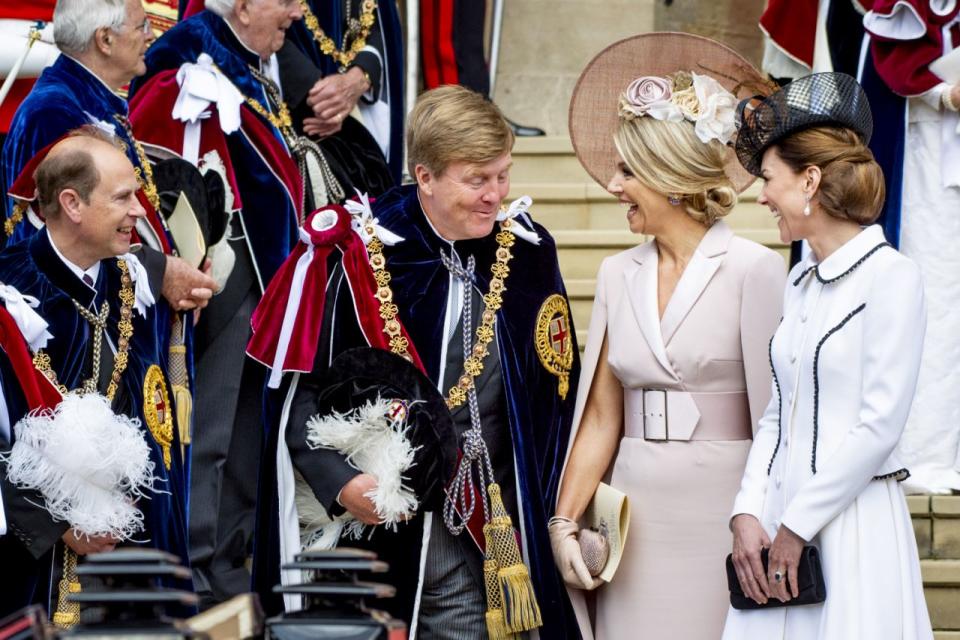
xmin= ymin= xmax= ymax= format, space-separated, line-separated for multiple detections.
xmin=143 ymin=364 xmax=174 ymax=469
xmin=535 ymin=294 xmax=573 ymax=399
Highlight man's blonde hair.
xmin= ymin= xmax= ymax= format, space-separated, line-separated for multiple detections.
xmin=406 ymin=85 xmax=514 ymax=177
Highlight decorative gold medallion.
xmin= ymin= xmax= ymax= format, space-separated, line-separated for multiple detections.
xmin=143 ymin=364 xmax=174 ymax=469
xmin=535 ymin=294 xmax=573 ymax=399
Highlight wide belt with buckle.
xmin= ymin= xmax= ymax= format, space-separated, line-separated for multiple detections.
xmin=623 ymin=389 xmax=752 ymax=441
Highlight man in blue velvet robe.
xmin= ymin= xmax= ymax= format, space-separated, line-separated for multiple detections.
xmin=1 ymin=0 xmax=172 ymax=252
xmin=0 ymin=129 xmax=191 ymax=622
xmin=266 ymin=85 xmax=581 ymax=638
xmin=127 ymin=0 xmax=326 ymax=607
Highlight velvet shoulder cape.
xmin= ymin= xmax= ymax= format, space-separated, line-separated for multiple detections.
xmin=1 ymin=55 xmax=172 ymax=252
xmin=129 ymin=11 xmax=303 ymax=289
xmin=0 ymin=231 xmax=192 ymax=599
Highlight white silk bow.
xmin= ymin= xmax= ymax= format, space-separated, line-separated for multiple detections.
xmin=174 ymin=53 xmax=244 ymax=134
xmin=0 ymin=284 xmax=52 ymax=351
xmin=497 ymin=195 xmax=541 ymax=245
xmin=344 ymin=190 xmax=405 ymax=246
xmin=120 ymin=254 xmax=156 ymax=317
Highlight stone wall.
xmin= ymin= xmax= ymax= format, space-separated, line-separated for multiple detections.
xmin=493 ymin=0 xmax=767 ymax=136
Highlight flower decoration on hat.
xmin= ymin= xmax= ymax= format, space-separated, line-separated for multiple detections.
xmin=619 ymin=71 xmax=738 ymax=146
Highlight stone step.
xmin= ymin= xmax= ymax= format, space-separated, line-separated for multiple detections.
xmin=510 ymin=136 xmax=591 ymax=183
xmin=910 ymin=496 xmax=960 ymax=560
xmin=924 ymin=559 xmax=960 ymax=631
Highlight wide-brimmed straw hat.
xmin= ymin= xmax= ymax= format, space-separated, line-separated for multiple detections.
xmin=569 ymin=32 xmax=771 ymax=193
xmin=735 ymin=72 xmax=873 ymax=176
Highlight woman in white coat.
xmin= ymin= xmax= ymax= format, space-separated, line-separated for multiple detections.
xmin=724 ymin=72 xmax=934 ymax=639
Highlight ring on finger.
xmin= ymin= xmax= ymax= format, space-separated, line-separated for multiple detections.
xmin=773 ymin=569 xmax=784 ymax=583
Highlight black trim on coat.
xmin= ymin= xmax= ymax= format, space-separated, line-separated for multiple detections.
xmin=792 ymin=242 xmax=890 ymax=287
xmin=811 ymin=303 xmax=867 ymax=473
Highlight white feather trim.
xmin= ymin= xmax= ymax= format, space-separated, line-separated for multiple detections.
xmin=0 ymin=393 xmax=156 ymax=539
xmin=301 ymin=397 xmax=419 ymax=546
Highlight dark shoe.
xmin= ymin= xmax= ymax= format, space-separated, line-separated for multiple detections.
xmin=506 ymin=118 xmax=545 ymax=137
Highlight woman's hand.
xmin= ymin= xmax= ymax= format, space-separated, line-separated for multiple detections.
xmin=730 ymin=514 xmax=772 ymax=605
xmin=548 ymin=517 xmax=602 ymax=591
xmin=767 ymin=524 xmax=805 ymax=602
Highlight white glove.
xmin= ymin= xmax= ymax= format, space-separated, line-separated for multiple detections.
xmin=548 ymin=516 xmax=603 ymax=590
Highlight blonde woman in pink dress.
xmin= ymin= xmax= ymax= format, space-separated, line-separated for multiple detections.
xmin=550 ymin=34 xmax=786 ymax=639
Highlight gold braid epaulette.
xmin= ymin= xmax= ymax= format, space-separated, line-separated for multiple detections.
xmin=364 ymin=219 xmax=517 ymax=410
xmin=4 ymin=201 xmax=27 ymax=238
xmin=299 ymin=0 xmax=377 ymax=71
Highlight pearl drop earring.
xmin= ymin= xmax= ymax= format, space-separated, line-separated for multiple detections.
xmin=803 ymin=195 xmax=811 ymax=216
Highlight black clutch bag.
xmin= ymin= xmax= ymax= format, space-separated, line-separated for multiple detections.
xmin=725 ymin=546 xmax=826 ymax=610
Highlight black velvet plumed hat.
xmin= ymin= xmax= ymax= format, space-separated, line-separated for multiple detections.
xmin=314 ymin=347 xmax=457 ymax=511
xmin=735 ymin=72 xmax=874 ymax=176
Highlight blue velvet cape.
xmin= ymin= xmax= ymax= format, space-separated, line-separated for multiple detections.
xmin=286 ymin=0 xmax=405 ymax=183
xmin=0 ymin=56 xmax=154 ymax=246
xmin=0 ymin=230 xmax=192 ymax=609
xmin=130 ymin=11 xmax=300 ymax=288
xmin=374 ymin=185 xmax=581 ymax=639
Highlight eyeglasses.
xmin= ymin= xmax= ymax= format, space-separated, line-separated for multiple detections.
xmin=121 ymin=17 xmax=151 ymax=35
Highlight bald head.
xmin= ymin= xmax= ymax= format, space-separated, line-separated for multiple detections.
xmin=35 ymin=129 xmax=128 ymax=220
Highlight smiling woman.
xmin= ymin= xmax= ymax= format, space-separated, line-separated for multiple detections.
xmin=555 ymin=33 xmax=787 ymax=640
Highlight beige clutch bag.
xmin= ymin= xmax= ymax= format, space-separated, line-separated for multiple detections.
xmin=581 ymin=482 xmax=630 ymax=582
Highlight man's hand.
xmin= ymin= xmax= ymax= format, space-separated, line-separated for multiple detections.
xmin=162 ymin=255 xmax=217 ymax=311
xmin=339 ymin=473 xmax=383 ymax=525
xmin=951 ymin=84 xmax=960 ymax=111
xmin=304 ymin=67 xmax=370 ymax=138
xmin=62 ymin=530 xmax=119 ymax=556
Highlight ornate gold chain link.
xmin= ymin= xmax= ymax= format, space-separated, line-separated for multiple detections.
xmin=31 ymin=258 xmax=135 ymax=403
xmin=299 ymin=0 xmax=377 ymax=71
xmin=364 ymin=219 xmax=516 ymax=409
xmin=113 ymin=115 xmax=162 ymax=214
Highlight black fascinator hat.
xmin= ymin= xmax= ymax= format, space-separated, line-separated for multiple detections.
xmin=735 ymin=72 xmax=873 ymax=176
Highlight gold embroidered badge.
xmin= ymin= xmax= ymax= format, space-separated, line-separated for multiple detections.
xmin=143 ymin=364 xmax=174 ymax=469
xmin=535 ymin=294 xmax=573 ymax=399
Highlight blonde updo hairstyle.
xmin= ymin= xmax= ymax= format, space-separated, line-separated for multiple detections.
xmin=613 ymin=114 xmax=737 ymax=228
xmin=773 ymin=126 xmax=885 ymax=225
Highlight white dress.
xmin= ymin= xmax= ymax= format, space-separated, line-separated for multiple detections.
xmin=722 ymin=225 xmax=933 ymax=640
xmin=897 ymin=94 xmax=960 ymax=494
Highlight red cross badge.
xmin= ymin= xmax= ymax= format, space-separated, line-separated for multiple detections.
xmin=535 ymin=294 xmax=574 ymax=399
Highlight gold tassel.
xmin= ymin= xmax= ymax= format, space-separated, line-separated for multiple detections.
xmin=173 ymin=384 xmax=192 ymax=448
xmin=52 ymin=545 xmax=81 ymax=628
xmin=483 ymin=483 xmax=542 ymax=634
xmin=484 ymin=543 xmax=518 ymax=639
xmin=167 ymin=316 xmax=192 ymax=456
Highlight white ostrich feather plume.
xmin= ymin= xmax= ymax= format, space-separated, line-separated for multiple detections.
xmin=1 ymin=392 xmax=156 ymax=539
xmin=299 ymin=397 xmax=419 ymax=548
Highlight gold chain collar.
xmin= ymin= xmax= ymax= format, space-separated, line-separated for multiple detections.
xmin=245 ymin=66 xmax=298 ymax=145
xmin=32 ymin=258 xmax=135 ymax=403
xmin=365 ymin=219 xmax=517 ymax=409
xmin=113 ymin=115 xmax=162 ymax=214
xmin=299 ymin=0 xmax=377 ymax=71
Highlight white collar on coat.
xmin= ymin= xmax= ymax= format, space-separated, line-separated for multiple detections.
xmin=793 ymin=224 xmax=889 ymax=286
xmin=623 ymin=219 xmax=735 ymax=374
